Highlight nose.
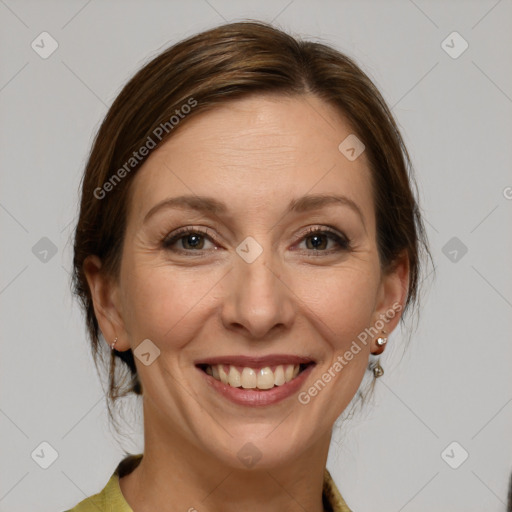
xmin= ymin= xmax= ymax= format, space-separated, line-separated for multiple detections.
xmin=220 ymin=248 xmax=295 ymax=341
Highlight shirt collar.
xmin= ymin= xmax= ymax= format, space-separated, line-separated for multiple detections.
xmin=106 ymin=453 xmax=352 ymax=512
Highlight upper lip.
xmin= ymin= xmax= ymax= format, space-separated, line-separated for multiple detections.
xmin=195 ymin=354 xmax=316 ymax=367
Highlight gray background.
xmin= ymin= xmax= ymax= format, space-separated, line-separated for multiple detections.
xmin=1 ymin=0 xmax=511 ymax=511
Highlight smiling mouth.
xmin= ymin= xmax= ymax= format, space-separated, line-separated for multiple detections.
xmin=196 ymin=363 xmax=314 ymax=390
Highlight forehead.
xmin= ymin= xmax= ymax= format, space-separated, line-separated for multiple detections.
xmin=127 ymin=93 xmax=375 ymax=229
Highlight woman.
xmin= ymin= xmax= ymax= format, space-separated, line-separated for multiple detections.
xmin=67 ymin=20 xmax=431 ymax=512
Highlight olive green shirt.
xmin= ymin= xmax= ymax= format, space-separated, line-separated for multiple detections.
xmin=64 ymin=453 xmax=352 ymax=511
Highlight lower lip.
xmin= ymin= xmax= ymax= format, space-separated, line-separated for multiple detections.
xmin=197 ymin=364 xmax=315 ymax=407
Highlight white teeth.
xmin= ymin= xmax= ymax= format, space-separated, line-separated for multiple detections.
xmin=228 ymin=366 xmax=241 ymax=387
xmin=241 ymin=367 xmax=257 ymax=388
xmin=274 ymin=365 xmax=285 ymax=386
xmin=256 ymin=367 xmax=274 ymax=390
xmin=218 ymin=365 xmax=229 ymax=384
xmin=205 ymin=363 xmax=304 ymax=389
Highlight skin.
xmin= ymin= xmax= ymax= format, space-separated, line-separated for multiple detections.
xmin=84 ymin=93 xmax=409 ymax=512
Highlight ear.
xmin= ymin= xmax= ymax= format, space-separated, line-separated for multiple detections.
xmin=373 ymin=249 xmax=410 ymax=338
xmin=83 ymin=255 xmax=128 ymax=351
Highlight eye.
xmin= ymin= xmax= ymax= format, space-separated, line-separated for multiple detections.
xmin=161 ymin=226 xmax=351 ymax=255
xmin=295 ymin=226 xmax=351 ymax=254
xmin=162 ymin=227 xmax=216 ymax=252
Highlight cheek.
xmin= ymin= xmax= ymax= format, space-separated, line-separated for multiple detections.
xmin=121 ymin=262 xmax=220 ymax=345
xmin=295 ymin=265 xmax=379 ymax=351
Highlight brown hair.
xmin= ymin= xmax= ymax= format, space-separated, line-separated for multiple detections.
xmin=72 ymin=20 xmax=433 ymax=430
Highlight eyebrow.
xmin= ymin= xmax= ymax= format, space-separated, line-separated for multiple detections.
xmin=143 ymin=193 xmax=366 ymax=228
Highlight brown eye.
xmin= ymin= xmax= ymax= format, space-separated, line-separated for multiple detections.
xmin=162 ymin=228 xmax=216 ymax=252
xmin=298 ymin=227 xmax=351 ymax=253
xmin=305 ymin=232 xmax=329 ymax=250
xmin=179 ymin=233 xmax=205 ymax=250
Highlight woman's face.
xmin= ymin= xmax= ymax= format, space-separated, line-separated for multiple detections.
xmin=90 ymin=93 xmax=407 ymax=469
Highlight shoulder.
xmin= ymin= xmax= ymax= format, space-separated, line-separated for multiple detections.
xmin=63 ymin=476 xmax=112 ymax=511
xmin=63 ymin=453 xmax=143 ymax=512
xmin=323 ymin=468 xmax=353 ymax=512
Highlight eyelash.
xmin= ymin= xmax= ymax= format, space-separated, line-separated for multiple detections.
xmin=161 ymin=226 xmax=351 ymax=256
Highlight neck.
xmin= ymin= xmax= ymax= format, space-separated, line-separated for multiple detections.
xmin=119 ymin=400 xmax=332 ymax=512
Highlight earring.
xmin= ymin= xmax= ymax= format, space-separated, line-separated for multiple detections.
xmin=376 ymin=329 xmax=388 ymax=346
xmin=371 ymin=329 xmax=387 ymax=377
xmin=110 ymin=337 xmax=118 ymax=350
xmin=372 ymin=360 xmax=384 ymax=378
